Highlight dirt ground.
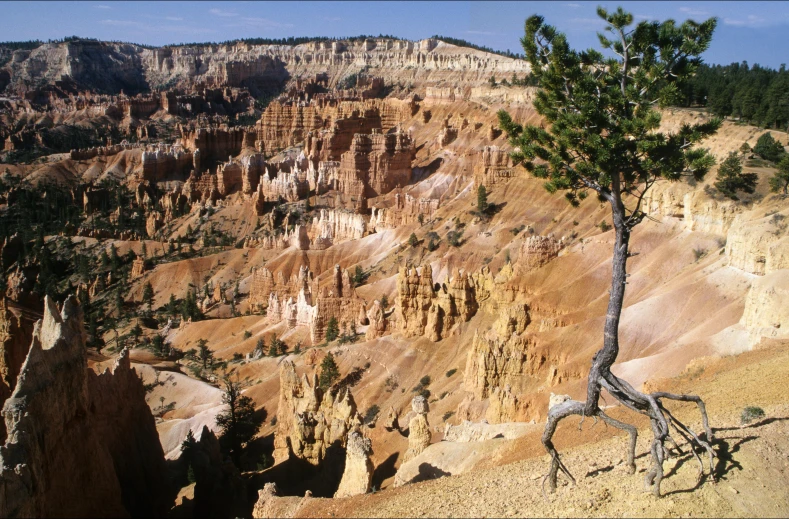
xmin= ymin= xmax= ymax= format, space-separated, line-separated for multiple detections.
xmin=279 ymin=339 xmax=789 ymax=518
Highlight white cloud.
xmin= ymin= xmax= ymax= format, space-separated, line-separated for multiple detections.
xmin=100 ymin=19 xmax=142 ymax=27
xmin=94 ymin=4 xmax=111 ymax=9
xmin=679 ymin=7 xmax=709 ymax=16
xmin=323 ymin=16 xmax=342 ymax=22
xmin=209 ymin=8 xmax=238 ymax=17
xmin=723 ymin=15 xmax=767 ymax=27
xmin=466 ymin=30 xmax=497 ymax=36
xmin=635 ymin=14 xmax=657 ymax=20
xmin=566 ymin=3 xmax=581 ymax=7
xmin=225 ymin=17 xmax=294 ymax=29
xmin=165 ymin=16 xmax=184 ymax=21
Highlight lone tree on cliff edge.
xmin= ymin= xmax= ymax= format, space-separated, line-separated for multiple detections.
xmin=499 ymin=7 xmax=719 ymax=497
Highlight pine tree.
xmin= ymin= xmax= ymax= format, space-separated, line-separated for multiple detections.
xmin=499 ymin=7 xmax=719 ymax=497
xmin=754 ymin=132 xmax=785 ymax=162
xmin=769 ymin=155 xmax=789 ymax=195
xmin=215 ymin=377 xmax=263 ymax=466
xmin=197 ymin=338 xmax=213 ymax=370
xmin=408 ymin=232 xmax=419 ymax=247
xmin=318 ymin=351 xmax=340 ymax=390
xmin=477 ymin=184 xmax=489 ymax=214
xmin=168 ymin=293 xmax=177 ymax=317
xmin=325 ymin=317 xmax=339 ymax=342
xmin=714 ymin=151 xmax=758 ymax=200
xmin=143 ymin=282 xmax=154 ymax=307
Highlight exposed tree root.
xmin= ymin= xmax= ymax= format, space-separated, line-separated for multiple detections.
xmin=541 ymin=371 xmax=716 ymax=497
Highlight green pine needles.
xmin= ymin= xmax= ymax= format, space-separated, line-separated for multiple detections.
xmin=499 ymin=7 xmax=720 ymax=218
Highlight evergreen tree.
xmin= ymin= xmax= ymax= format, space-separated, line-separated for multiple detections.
xmin=100 ymin=249 xmax=110 ymax=270
xmin=325 ymin=317 xmax=339 ymax=342
xmin=197 ymin=338 xmax=213 ymax=370
xmin=769 ymin=155 xmax=789 ymax=195
xmin=318 ymin=351 xmax=340 ymax=390
xmin=168 ymin=293 xmax=178 ymax=317
xmin=408 ymin=232 xmax=419 ymax=248
xmin=714 ymin=151 xmax=758 ymax=200
xmin=114 ymin=289 xmax=124 ymax=317
xmin=143 ymin=282 xmax=154 ymax=308
xmin=254 ymin=337 xmax=265 ymax=358
xmin=754 ymin=132 xmax=785 ymax=162
xmin=477 ymin=184 xmax=489 ymax=213
xmin=109 ymin=244 xmax=119 ymax=273
xmin=499 ymin=6 xmax=719 ymax=497
xmin=215 ymin=377 xmax=263 ymax=466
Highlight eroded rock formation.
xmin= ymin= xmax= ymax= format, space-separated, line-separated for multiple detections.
xmin=396 ymin=264 xmax=478 ymax=341
xmin=333 ymin=430 xmax=373 ymax=498
xmin=0 ymin=296 xmax=171 ymax=517
xmin=401 ymin=395 xmax=431 ymax=465
xmin=272 ymin=360 xmax=361 ymax=466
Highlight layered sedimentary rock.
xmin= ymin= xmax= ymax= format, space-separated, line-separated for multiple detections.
xmin=725 ymin=211 xmax=789 ymax=276
xmin=365 ymin=300 xmax=388 ymax=339
xmin=741 ymin=270 xmax=789 ymax=347
xmin=0 ymin=296 xmax=170 ymax=517
xmin=273 ymin=361 xmax=361 ymax=466
xmin=140 ymin=144 xmax=195 ymax=182
xmin=309 ymin=209 xmax=368 ymax=249
xmin=334 ymin=131 xmax=415 ymax=198
xmin=396 ymin=265 xmax=478 ymax=341
xmin=0 ymin=298 xmax=33 ymax=409
xmin=473 ymin=146 xmax=515 ymax=187
xmin=401 ymin=396 xmax=431 ymax=465
xmin=263 ymin=96 xmax=416 ymax=157
xmin=369 ymin=189 xmax=440 ymax=230
xmin=260 ymin=264 xmax=365 ymax=343
xmin=517 ymin=235 xmax=565 ymax=272
xmin=333 ymin=430 xmax=373 ymax=498
xmin=130 ymin=255 xmax=145 ymax=279
xmin=179 ymin=124 xmax=255 ymax=171
xmin=464 ymin=329 xmax=538 ymax=401
xmin=253 ymin=167 xmax=309 ymax=205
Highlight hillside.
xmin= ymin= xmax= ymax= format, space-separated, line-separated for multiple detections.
xmin=0 ymin=29 xmax=788 ymax=519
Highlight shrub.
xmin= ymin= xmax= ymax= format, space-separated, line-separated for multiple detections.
xmin=419 ymin=375 xmax=431 ymax=387
xmin=243 ymin=330 xmax=252 ymax=339
xmin=693 ymin=247 xmax=707 ymax=262
xmin=363 ymin=404 xmax=380 ymax=425
xmin=445 ymin=368 xmax=457 ymax=378
xmin=442 ymin=411 xmax=455 ymax=422
xmin=447 ymin=229 xmax=464 ymax=247
xmin=740 ymin=406 xmax=765 ymax=425
xmin=599 ymin=221 xmax=611 ymax=232
xmin=384 ymin=374 xmax=399 ymax=392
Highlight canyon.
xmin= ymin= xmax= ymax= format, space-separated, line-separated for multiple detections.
xmin=0 ymin=33 xmax=788 ymax=519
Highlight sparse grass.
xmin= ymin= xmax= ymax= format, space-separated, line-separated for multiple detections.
xmin=693 ymin=247 xmax=707 ymax=262
xmin=740 ymin=406 xmax=765 ymax=425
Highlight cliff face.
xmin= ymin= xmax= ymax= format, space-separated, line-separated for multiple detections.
xmin=3 ymin=38 xmax=530 ymax=96
xmin=273 ymin=360 xmax=361 ymax=466
xmin=396 ymin=264 xmax=478 ymax=341
xmin=0 ymin=296 xmax=171 ymax=518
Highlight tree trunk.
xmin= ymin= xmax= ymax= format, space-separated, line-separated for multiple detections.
xmin=539 ymin=196 xmax=717 ymax=497
xmin=584 ymin=199 xmax=630 ymax=415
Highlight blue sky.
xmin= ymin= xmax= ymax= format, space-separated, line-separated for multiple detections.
xmin=2 ymin=1 xmax=788 ymax=68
